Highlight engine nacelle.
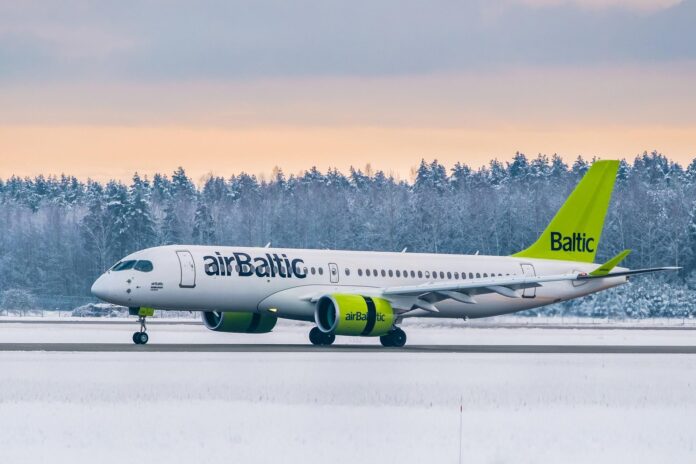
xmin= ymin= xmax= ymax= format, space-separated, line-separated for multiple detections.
xmin=315 ymin=294 xmax=395 ymax=336
xmin=202 ymin=311 xmax=277 ymax=333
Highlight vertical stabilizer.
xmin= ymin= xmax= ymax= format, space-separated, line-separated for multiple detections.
xmin=513 ymin=160 xmax=619 ymax=263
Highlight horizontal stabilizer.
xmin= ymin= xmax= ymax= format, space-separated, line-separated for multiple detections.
xmin=579 ymin=267 xmax=680 ymax=280
xmin=590 ymin=249 xmax=631 ymax=276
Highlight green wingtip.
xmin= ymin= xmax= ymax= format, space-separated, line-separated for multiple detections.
xmin=589 ymin=249 xmax=631 ymax=276
xmin=513 ymin=159 xmax=620 ymax=263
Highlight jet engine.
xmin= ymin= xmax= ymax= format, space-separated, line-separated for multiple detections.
xmin=202 ymin=311 xmax=277 ymax=333
xmin=315 ymin=294 xmax=395 ymax=336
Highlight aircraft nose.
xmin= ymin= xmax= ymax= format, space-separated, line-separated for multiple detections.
xmin=91 ymin=274 xmax=110 ymax=300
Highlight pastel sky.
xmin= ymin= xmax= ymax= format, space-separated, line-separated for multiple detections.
xmin=1 ymin=0 xmax=695 ymax=182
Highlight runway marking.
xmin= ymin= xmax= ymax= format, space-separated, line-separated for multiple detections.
xmin=2 ymin=343 xmax=696 ymax=353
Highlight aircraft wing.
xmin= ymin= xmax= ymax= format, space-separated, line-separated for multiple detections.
xmin=380 ymin=267 xmax=680 ymax=312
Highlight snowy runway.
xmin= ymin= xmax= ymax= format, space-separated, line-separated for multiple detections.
xmin=1 ymin=321 xmax=696 ymax=463
xmin=3 ymin=342 xmax=696 ymax=354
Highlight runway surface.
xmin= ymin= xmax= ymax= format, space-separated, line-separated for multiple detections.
xmin=3 ymin=318 xmax=696 ymax=330
xmin=3 ymin=343 xmax=696 ymax=353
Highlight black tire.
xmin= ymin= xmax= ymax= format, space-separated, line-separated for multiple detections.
xmin=380 ymin=334 xmax=394 ymax=347
xmin=391 ymin=328 xmax=407 ymax=348
xmin=322 ymin=332 xmax=336 ymax=346
xmin=132 ymin=332 xmax=142 ymax=344
xmin=309 ymin=327 xmax=323 ymax=345
xmin=138 ymin=332 xmax=149 ymax=345
xmin=380 ymin=328 xmax=406 ymax=348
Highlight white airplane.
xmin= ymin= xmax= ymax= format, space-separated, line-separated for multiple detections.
xmin=91 ymin=160 xmax=678 ymax=346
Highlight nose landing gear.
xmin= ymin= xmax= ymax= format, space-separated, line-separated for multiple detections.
xmin=132 ymin=316 xmax=149 ymax=345
xmin=129 ymin=307 xmax=154 ymax=345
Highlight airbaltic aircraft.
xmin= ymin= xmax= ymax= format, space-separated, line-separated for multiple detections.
xmin=91 ymin=160 xmax=677 ymax=346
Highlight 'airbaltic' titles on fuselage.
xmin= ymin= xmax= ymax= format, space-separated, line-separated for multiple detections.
xmin=203 ymin=252 xmax=306 ymax=278
xmin=550 ymin=232 xmax=595 ymax=252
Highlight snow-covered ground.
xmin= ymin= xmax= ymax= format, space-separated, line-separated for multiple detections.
xmin=2 ymin=323 xmax=696 ymax=463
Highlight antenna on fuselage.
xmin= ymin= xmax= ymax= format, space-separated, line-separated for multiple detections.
xmin=264 ymin=242 xmax=271 ymax=248
xmin=401 ymin=247 xmax=408 ymax=253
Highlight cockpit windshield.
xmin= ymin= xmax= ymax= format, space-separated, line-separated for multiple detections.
xmin=111 ymin=260 xmax=136 ymax=271
xmin=134 ymin=260 xmax=154 ymax=272
xmin=110 ymin=259 xmax=153 ymax=272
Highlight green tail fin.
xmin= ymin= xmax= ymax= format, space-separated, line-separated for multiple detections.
xmin=513 ymin=159 xmax=619 ymax=263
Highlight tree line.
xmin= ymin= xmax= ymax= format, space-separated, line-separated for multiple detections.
xmin=1 ymin=151 xmax=695 ymax=317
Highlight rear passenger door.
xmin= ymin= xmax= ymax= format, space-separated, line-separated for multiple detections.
xmin=520 ymin=263 xmax=536 ymax=298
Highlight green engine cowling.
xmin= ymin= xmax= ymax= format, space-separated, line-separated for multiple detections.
xmin=315 ymin=294 xmax=395 ymax=336
xmin=202 ymin=311 xmax=277 ymax=333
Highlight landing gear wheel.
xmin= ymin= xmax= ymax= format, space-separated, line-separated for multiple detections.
xmin=380 ymin=327 xmax=407 ymax=348
xmin=322 ymin=332 xmax=336 ymax=346
xmin=309 ymin=327 xmax=336 ymax=346
xmin=132 ymin=315 xmax=149 ymax=344
xmin=132 ymin=331 xmax=149 ymax=345
xmin=309 ymin=327 xmax=323 ymax=345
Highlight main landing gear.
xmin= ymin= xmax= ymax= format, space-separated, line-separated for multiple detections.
xmin=309 ymin=327 xmax=335 ymax=346
xmin=380 ymin=327 xmax=407 ymax=348
xmin=308 ymin=326 xmax=407 ymax=348
xmin=132 ymin=315 xmax=149 ymax=345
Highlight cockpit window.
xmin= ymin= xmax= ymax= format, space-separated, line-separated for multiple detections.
xmin=112 ymin=260 xmax=136 ymax=271
xmin=134 ymin=260 xmax=154 ymax=272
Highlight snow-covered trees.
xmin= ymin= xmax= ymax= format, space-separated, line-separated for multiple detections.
xmin=1 ymin=152 xmax=695 ymax=316
xmin=1 ymin=289 xmax=37 ymax=310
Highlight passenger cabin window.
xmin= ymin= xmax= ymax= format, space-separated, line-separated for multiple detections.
xmin=311 ymin=267 xmax=316 ymax=275
xmin=440 ymin=271 xmax=445 ymax=279
xmin=454 ymin=272 xmax=459 ymax=279
xmin=112 ymin=260 xmax=136 ymax=271
xmin=469 ymin=272 xmax=474 ymax=279
xmin=395 ymin=270 xmax=400 ymax=277
xmin=418 ymin=271 xmax=423 ymax=278
xmin=134 ymin=260 xmax=153 ymax=272
xmin=318 ymin=267 xmax=324 ymax=275
xmin=345 ymin=268 xmax=350 ymax=276
xmin=381 ymin=269 xmax=386 ymax=277
xmin=366 ymin=269 xmax=371 ymax=276
xmin=476 ymin=272 xmax=481 ymax=278
xmin=389 ymin=270 xmax=394 ymax=277
xmin=358 ymin=269 xmax=363 ymax=276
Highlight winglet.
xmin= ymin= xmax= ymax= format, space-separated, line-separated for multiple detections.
xmin=589 ymin=249 xmax=631 ymax=276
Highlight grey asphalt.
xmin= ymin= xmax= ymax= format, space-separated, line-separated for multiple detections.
xmin=2 ymin=343 xmax=696 ymax=353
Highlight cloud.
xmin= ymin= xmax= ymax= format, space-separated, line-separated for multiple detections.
xmin=510 ymin=0 xmax=682 ymax=11
xmin=0 ymin=1 xmax=694 ymax=81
